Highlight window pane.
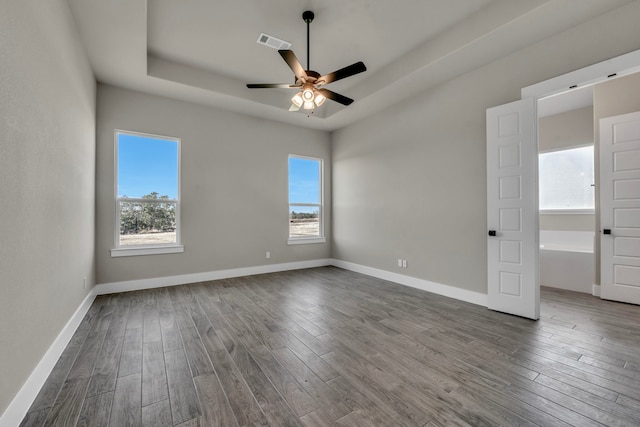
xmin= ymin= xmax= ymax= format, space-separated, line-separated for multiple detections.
xmin=117 ymin=133 xmax=178 ymax=199
xmin=290 ymin=205 xmax=320 ymax=237
xmin=119 ymin=199 xmax=176 ymax=246
xmin=289 ymin=157 xmax=320 ymax=204
xmin=539 ymin=145 xmax=594 ymax=210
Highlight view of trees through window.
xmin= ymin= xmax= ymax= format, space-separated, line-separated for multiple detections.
xmin=289 ymin=208 xmax=320 ymax=237
xmin=119 ymin=192 xmax=176 ymax=245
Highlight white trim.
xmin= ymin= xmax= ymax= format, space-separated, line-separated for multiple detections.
xmin=331 ymin=259 xmax=488 ymax=307
xmin=96 ymin=259 xmax=333 ymax=294
xmin=592 ymin=284 xmax=601 ymax=297
xmin=0 ymin=289 xmax=97 ymax=427
xmin=111 ymin=244 xmax=184 ymax=257
xmin=287 ymin=237 xmax=326 ymax=245
xmin=522 ymin=49 xmax=640 ymax=99
xmin=539 ymin=210 xmax=595 ymax=215
xmin=97 ymin=258 xmax=488 ymax=305
xmin=115 ymin=197 xmax=179 ymax=204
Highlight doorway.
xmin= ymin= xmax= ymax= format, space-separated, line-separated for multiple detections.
xmin=537 ymin=87 xmax=596 ymax=295
xmin=487 ymin=49 xmax=640 ymax=318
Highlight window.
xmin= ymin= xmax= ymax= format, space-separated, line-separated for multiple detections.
xmin=288 ymin=155 xmax=325 ymax=244
xmin=112 ymin=130 xmax=183 ymax=256
xmin=539 ymin=145 xmax=594 ymax=212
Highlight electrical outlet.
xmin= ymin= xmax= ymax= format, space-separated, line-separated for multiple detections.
xmin=83 ymin=277 xmax=87 ymax=289
xmin=397 ymin=258 xmax=403 ymax=268
xmin=402 ymin=259 xmax=407 ymax=268
xmin=266 ymin=251 xmax=271 ymax=259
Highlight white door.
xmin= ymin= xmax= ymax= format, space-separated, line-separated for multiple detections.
xmin=487 ymin=98 xmax=539 ymax=319
xmin=600 ymin=111 xmax=640 ymax=305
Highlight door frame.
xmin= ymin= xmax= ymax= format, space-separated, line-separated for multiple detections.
xmin=514 ymin=49 xmax=640 ymax=302
xmin=521 ymin=50 xmax=640 ymax=101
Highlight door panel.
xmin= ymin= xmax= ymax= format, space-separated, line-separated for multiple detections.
xmin=487 ymin=98 xmax=539 ymax=319
xmin=600 ymin=111 xmax=640 ymax=304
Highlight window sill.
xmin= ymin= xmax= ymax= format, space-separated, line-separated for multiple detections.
xmin=287 ymin=237 xmax=326 ymax=245
xmin=111 ymin=245 xmax=184 ymax=257
xmin=539 ymin=209 xmax=595 ymax=215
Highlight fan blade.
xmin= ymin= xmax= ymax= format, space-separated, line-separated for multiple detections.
xmin=246 ymin=83 xmax=300 ymax=89
xmin=318 ymin=61 xmax=366 ymax=85
xmin=279 ymin=50 xmax=308 ymax=80
xmin=317 ymin=88 xmax=354 ymax=106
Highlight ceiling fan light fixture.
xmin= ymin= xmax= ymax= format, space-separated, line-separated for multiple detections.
xmin=246 ymin=10 xmax=366 ymax=113
xmin=314 ymin=91 xmax=326 ymax=106
xmin=302 ymin=86 xmax=314 ymax=101
xmin=291 ymin=93 xmax=303 ymax=108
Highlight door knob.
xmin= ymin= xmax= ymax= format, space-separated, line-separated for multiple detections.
xmin=603 ymin=229 xmax=611 ymax=235
xmin=488 ymin=230 xmax=497 ymax=237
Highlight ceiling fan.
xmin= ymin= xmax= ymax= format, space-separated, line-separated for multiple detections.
xmin=246 ymin=10 xmax=366 ymax=112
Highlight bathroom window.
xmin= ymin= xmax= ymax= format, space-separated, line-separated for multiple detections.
xmin=539 ymin=145 xmax=594 ymax=212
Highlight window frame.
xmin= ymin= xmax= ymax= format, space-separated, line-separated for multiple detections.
xmin=111 ymin=129 xmax=184 ymax=257
xmin=287 ymin=154 xmax=326 ymax=245
xmin=538 ymin=143 xmax=595 ymax=214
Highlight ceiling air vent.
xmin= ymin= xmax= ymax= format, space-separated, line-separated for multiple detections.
xmin=257 ymin=33 xmax=291 ymax=50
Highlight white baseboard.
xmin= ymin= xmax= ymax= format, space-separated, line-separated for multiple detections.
xmin=97 ymin=258 xmax=488 ymax=307
xmin=96 ymin=259 xmax=333 ymax=295
xmin=331 ymin=259 xmax=488 ymax=307
xmin=0 ymin=289 xmax=97 ymax=427
xmin=592 ymin=284 xmax=601 ymax=297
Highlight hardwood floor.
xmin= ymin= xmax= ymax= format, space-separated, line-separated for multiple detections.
xmin=20 ymin=267 xmax=640 ymax=426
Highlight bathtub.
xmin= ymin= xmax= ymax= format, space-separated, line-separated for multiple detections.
xmin=540 ymin=230 xmax=595 ymax=294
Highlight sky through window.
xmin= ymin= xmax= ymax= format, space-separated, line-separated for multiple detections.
xmin=117 ymin=132 xmax=179 ymax=198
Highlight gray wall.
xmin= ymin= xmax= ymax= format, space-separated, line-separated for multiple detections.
xmin=0 ymin=0 xmax=96 ymax=416
xmin=538 ymin=106 xmax=595 ymax=232
xmin=96 ymin=85 xmax=331 ymax=284
xmin=538 ymin=107 xmax=594 ymax=152
xmin=332 ymin=2 xmax=640 ymax=294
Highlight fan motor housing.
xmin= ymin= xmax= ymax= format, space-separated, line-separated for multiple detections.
xmin=296 ymin=70 xmax=320 ymax=86
xmin=302 ymin=11 xmax=314 ymax=23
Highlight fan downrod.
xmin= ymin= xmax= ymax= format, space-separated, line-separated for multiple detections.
xmin=302 ymin=11 xmax=314 ymax=72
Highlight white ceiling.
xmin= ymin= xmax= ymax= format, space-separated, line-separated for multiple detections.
xmin=66 ymin=0 xmax=632 ymax=131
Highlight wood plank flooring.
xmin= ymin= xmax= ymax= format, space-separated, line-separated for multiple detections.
xmin=20 ymin=267 xmax=640 ymax=426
